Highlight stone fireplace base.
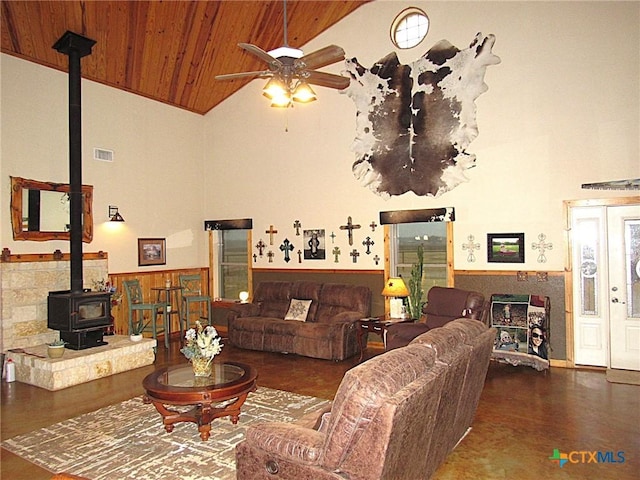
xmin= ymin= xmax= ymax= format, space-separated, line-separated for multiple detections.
xmin=5 ymin=335 xmax=156 ymax=391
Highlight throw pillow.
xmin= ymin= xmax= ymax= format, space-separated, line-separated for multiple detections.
xmin=284 ymin=299 xmax=312 ymax=322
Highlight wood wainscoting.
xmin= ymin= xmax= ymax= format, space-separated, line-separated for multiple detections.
xmin=108 ymin=268 xmax=209 ymax=337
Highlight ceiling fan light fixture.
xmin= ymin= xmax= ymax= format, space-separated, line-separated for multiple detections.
xmin=292 ymin=81 xmax=317 ymax=103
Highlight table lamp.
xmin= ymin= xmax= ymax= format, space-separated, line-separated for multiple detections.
xmin=382 ymin=277 xmax=409 ymax=319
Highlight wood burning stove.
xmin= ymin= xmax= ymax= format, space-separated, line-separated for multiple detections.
xmin=48 ymin=290 xmax=111 ymax=349
xmin=46 ymin=31 xmax=113 ymax=350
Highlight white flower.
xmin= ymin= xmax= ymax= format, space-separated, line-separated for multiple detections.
xmin=180 ymin=320 xmax=223 ymax=361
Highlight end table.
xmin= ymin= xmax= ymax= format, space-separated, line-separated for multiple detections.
xmin=357 ymin=317 xmax=414 ymax=361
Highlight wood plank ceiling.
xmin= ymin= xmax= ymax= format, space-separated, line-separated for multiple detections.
xmin=1 ymin=1 xmax=369 ymax=115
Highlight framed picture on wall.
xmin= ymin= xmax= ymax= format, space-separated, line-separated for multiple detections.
xmin=138 ymin=238 xmax=166 ymax=266
xmin=487 ymin=233 xmax=525 ymax=263
xmin=303 ymin=229 xmax=326 ymax=260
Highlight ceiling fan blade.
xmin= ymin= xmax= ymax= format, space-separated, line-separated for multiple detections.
xmin=295 ymin=45 xmax=345 ymax=70
xmin=238 ymin=43 xmax=282 ymax=69
xmin=305 ymin=71 xmax=350 ymax=90
xmin=215 ymin=71 xmax=272 ymax=81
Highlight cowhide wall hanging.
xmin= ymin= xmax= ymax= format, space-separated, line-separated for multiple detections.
xmin=344 ymin=33 xmax=500 ymax=198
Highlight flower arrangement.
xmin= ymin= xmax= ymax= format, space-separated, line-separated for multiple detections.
xmin=93 ymin=279 xmax=123 ymax=306
xmin=180 ymin=321 xmax=223 ymax=364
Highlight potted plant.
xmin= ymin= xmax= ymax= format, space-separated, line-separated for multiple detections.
xmin=47 ymin=339 xmax=66 ymax=358
xmin=130 ymin=320 xmax=145 ymax=342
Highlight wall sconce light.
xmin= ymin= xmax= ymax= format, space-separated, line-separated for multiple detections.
xmin=108 ymin=205 xmax=125 ymax=222
xmin=381 ymin=277 xmax=409 ymax=318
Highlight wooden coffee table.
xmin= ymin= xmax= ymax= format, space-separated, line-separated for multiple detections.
xmin=142 ymin=361 xmax=257 ymax=441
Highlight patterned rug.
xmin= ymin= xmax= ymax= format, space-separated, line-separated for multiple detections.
xmin=2 ymin=387 xmax=329 ymax=480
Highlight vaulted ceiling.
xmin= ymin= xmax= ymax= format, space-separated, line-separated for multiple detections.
xmin=1 ymin=1 xmax=369 ymax=115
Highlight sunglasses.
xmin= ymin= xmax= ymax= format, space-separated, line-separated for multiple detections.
xmin=531 ymin=332 xmax=543 ymax=339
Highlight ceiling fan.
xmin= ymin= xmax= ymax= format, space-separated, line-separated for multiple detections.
xmin=215 ymin=0 xmax=350 ymax=107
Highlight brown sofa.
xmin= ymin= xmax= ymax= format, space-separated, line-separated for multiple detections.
xmin=235 ymin=318 xmax=496 ymax=479
xmin=385 ymin=286 xmax=486 ymax=350
xmin=228 ymin=281 xmax=372 ymax=361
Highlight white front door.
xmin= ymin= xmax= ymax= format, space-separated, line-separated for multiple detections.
xmin=571 ymin=202 xmax=640 ymax=370
xmin=608 ymin=205 xmax=640 ymax=370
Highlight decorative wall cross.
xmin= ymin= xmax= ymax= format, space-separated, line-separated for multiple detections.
xmin=255 ymin=239 xmax=266 ymax=257
xmin=253 ymin=253 xmax=257 ymax=263
xmin=297 ymin=250 xmax=302 ymax=263
xmin=332 ymin=246 xmax=341 ymax=263
xmin=267 ymin=251 xmax=274 ymax=263
xmin=293 ymin=220 xmax=302 ymax=235
xmin=350 ymin=249 xmax=360 ymax=263
xmin=330 ymin=232 xmax=336 ymax=243
xmin=280 ymin=239 xmax=294 ymax=263
xmin=265 ymin=225 xmax=278 ymax=245
xmin=532 ymin=233 xmax=553 ymax=263
xmin=362 ymin=236 xmax=374 ymax=254
xmin=340 ymin=216 xmax=361 ymax=245
xmin=373 ymin=254 xmax=380 ymax=265
xmin=461 ymin=234 xmax=480 ymax=262
xmin=369 ymin=221 xmax=378 ymax=231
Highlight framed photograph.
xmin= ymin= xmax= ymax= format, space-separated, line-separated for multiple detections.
xmin=138 ymin=238 xmax=166 ymax=266
xmin=303 ymin=229 xmax=326 ymax=260
xmin=487 ymin=233 xmax=525 ymax=263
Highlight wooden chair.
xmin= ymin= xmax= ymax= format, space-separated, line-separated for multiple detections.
xmin=179 ymin=274 xmax=212 ymax=334
xmin=123 ymin=280 xmax=170 ymax=348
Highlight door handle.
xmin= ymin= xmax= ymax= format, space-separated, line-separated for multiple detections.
xmin=611 ymin=297 xmax=626 ymax=304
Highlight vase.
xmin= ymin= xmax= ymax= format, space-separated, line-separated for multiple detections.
xmin=191 ymin=357 xmax=212 ymax=377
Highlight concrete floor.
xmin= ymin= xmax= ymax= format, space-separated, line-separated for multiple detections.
xmin=1 ymin=338 xmax=639 ymax=480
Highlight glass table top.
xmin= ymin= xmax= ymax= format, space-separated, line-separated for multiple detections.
xmin=159 ymin=363 xmax=245 ymax=388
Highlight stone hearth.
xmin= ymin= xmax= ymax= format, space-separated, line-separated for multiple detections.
xmin=6 ymin=335 xmax=156 ymax=391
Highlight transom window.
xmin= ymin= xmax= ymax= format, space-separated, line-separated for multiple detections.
xmin=390 ymin=7 xmax=429 ymax=49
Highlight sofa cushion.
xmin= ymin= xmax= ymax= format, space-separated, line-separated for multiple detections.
xmin=254 ymin=281 xmax=293 ymax=318
xmin=285 ymin=299 xmax=313 ymax=321
xmin=316 ymin=284 xmax=371 ymax=323
xmin=291 ymin=282 xmax=322 ymax=321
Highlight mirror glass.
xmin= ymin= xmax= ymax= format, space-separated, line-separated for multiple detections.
xmin=10 ymin=176 xmax=93 ymax=242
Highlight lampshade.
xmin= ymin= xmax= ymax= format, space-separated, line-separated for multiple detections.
xmin=291 ymin=81 xmax=317 ymax=103
xmin=262 ymin=77 xmax=288 ymax=100
xmin=270 ymin=92 xmax=292 ymax=108
xmin=381 ymin=277 xmax=409 ymax=297
xmin=108 ymin=205 xmax=124 ymax=222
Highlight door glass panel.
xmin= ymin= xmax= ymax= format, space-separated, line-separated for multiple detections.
xmin=625 ymin=219 xmax=640 ymax=318
xmin=576 ymin=218 xmax=599 ymax=316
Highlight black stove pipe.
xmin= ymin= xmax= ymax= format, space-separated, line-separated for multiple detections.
xmin=53 ymin=31 xmax=96 ymax=294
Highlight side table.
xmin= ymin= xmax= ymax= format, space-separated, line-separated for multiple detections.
xmin=357 ymin=317 xmax=414 ymax=361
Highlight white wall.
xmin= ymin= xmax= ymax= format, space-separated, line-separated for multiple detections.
xmin=1 ymin=55 xmax=206 ymax=274
xmin=1 ymin=1 xmax=638 ymax=274
xmin=203 ymin=0 xmax=639 ymax=272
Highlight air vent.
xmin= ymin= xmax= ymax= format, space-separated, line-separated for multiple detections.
xmin=93 ymin=148 xmax=114 ymax=162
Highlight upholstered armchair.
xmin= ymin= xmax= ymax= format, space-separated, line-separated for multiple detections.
xmin=385 ymin=286 xmax=486 ymax=350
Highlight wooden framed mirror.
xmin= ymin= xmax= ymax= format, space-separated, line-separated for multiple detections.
xmin=10 ymin=176 xmax=93 ymax=242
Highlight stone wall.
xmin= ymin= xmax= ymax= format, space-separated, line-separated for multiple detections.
xmin=1 ymin=253 xmax=108 ymax=352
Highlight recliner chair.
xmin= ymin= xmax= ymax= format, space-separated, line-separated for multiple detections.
xmin=385 ymin=286 xmax=485 ymax=350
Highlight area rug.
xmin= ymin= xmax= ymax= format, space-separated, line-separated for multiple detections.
xmin=2 ymin=387 xmax=329 ymax=480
